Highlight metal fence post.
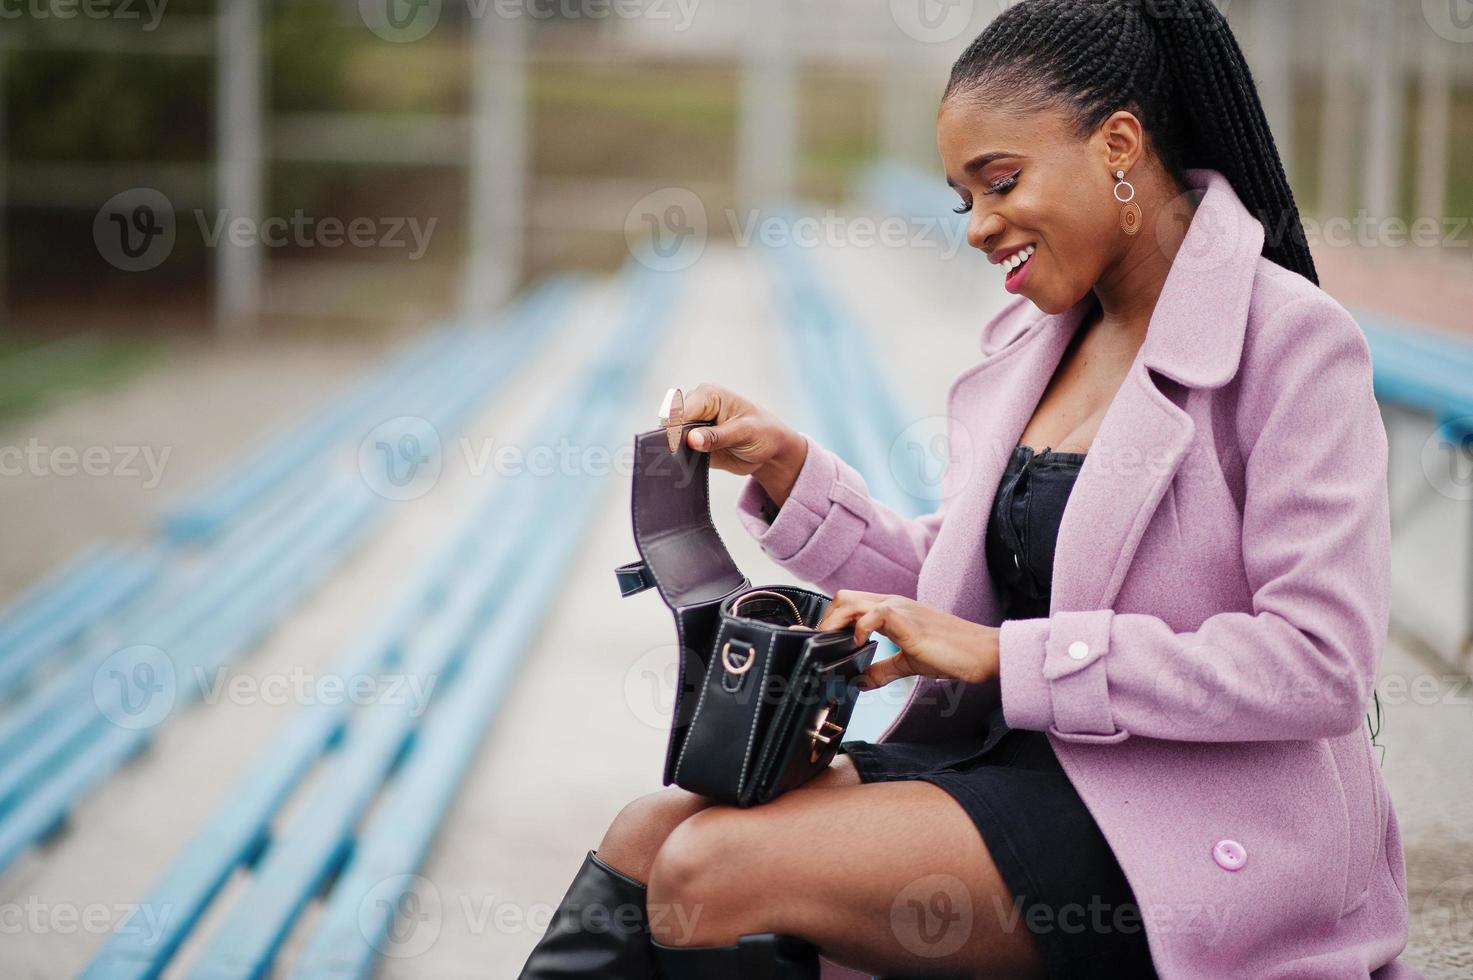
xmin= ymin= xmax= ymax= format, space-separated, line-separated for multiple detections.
xmin=1363 ymin=0 xmax=1404 ymax=221
xmin=216 ymin=0 xmax=264 ymax=337
xmin=739 ymin=0 xmax=795 ymax=211
xmin=464 ymin=7 xmax=527 ymax=320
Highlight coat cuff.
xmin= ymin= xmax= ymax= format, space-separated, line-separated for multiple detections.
xmin=735 ymin=432 xmax=873 ymax=583
xmin=999 ymin=609 xmax=1129 ymax=744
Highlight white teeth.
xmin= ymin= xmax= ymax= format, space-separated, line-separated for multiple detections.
xmin=1002 ymin=244 xmax=1036 ymax=276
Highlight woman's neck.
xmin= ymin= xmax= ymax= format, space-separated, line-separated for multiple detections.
xmin=1089 ymin=174 xmax=1198 ymax=340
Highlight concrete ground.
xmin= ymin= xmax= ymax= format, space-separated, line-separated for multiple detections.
xmin=0 ymin=241 xmax=1468 ymax=978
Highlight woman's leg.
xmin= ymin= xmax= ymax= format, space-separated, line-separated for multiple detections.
xmin=595 ymin=754 xmax=863 ymax=884
xmin=645 ymin=778 xmax=1047 ymax=979
xmin=520 ymin=758 xmax=865 ymax=977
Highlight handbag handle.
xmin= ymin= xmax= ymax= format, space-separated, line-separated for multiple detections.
xmin=730 ymin=589 xmax=813 ymax=630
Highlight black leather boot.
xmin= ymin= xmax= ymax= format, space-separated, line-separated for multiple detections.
xmin=516 ymin=849 xmax=657 ymax=979
xmin=651 ymin=931 xmax=820 ymax=979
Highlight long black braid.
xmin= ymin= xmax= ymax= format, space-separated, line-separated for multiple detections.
xmin=945 ymin=0 xmax=1317 ymax=285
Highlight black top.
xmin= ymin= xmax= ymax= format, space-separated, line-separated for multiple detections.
xmin=975 ymin=443 xmax=1087 ymax=752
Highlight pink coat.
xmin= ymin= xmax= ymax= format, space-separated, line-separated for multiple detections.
xmin=734 ymin=168 xmax=1419 ymax=979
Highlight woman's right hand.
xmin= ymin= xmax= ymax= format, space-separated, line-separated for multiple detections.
xmin=680 ymin=383 xmax=807 ymax=507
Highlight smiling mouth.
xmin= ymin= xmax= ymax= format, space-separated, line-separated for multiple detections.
xmin=1001 ymin=243 xmax=1036 ymax=290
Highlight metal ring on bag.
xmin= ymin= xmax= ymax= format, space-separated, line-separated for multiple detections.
xmin=721 ymin=641 xmax=755 ymax=675
xmin=730 ymin=589 xmax=806 ymax=628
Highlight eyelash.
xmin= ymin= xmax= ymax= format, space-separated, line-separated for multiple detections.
xmin=953 ymin=169 xmax=1022 ymax=213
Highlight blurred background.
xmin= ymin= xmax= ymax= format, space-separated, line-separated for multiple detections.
xmin=0 ymin=0 xmax=1470 ymax=977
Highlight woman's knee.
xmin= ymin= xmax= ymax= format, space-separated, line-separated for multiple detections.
xmin=645 ymin=807 xmax=747 ymax=944
xmin=596 ymin=786 xmax=712 ymax=884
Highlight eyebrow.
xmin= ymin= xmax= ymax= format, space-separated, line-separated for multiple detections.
xmin=946 ymin=150 xmax=1024 ymax=189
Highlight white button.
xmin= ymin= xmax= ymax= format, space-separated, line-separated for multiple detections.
xmin=1067 ymin=640 xmax=1090 ymax=661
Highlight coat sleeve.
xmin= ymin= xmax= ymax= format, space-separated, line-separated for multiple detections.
xmin=734 ymin=432 xmax=946 ymax=599
xmin=998 ymin=292 xmax=1391 ymax=744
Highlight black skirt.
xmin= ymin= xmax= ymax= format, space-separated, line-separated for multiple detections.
xmin=838 ymin=728 xmax=1156 ymax=979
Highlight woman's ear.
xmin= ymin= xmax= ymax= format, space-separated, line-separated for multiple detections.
xmin=1098 ymin=110 xmax=1146 ymax=175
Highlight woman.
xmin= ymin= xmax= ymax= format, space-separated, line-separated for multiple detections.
xmin=518 ymin=0 xmax=1417 ymax=977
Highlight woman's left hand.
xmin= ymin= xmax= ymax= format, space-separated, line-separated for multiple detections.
xmin=814 ymin=591 xmax=1000 ymax=690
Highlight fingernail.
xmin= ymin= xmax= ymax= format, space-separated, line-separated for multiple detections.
xmin=691 ymin=430 xmax=706 ymax=449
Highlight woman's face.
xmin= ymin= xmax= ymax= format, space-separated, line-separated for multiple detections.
xmin=936 ymin=96 xmax=1124 ymax=314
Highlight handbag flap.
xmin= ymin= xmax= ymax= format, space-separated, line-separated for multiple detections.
xmin=627 ymin=422 xmax=747 ymax=609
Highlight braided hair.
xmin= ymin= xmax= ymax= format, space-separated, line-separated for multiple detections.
xmin=944 ymin=0 xmax=1317 ymax=285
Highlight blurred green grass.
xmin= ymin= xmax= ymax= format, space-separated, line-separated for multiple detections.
xmin=0 ymin=333 xmax=164 ymax=424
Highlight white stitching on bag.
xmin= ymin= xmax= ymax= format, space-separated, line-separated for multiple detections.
xmin=673 ymin=617 xmax=729 ymax=785
xmin=738 ymin=629 xmax=781 ymax=798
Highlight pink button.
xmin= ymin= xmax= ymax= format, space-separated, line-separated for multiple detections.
xmin=1212 ymin=839 xmax=1247 ymax=871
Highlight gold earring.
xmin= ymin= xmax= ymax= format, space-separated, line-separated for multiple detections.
xmin=1115 ymin=170 xmax=1141 ymax=236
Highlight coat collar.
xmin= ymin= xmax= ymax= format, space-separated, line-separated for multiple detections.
xmin=1134 ymin=167 xmax=1264 ymax=390
xmin=918 ymin=167 xmax=1266 ymax=627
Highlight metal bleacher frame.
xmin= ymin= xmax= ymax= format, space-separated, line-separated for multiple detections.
xmin=0 ymin=275 xmax=587 ymax=879
xmin=78 ymin=259 xmax=680 ymax=979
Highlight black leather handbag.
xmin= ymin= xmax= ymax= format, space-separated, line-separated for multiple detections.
xmin=613 ymin=390 xmax=877 ymax=807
